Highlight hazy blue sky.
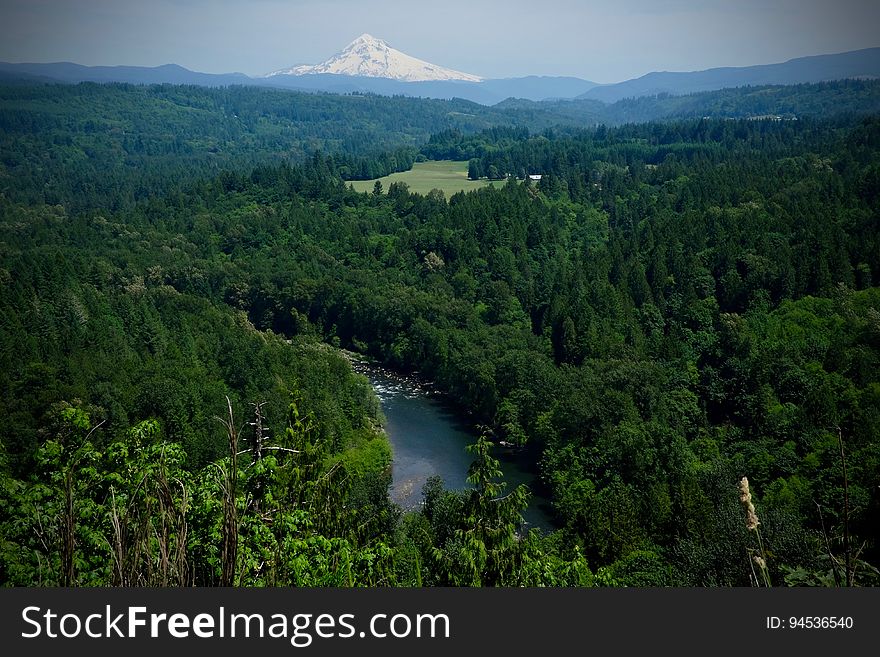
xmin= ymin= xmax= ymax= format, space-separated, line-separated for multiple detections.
xmin=0 ymin=0 xmax=877 ymax=82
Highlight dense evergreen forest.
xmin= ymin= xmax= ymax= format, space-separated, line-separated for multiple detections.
xmin=3 ymin=79 xmax=878 ymax=210
xmin=1 ymin=80 xmax=878 ymax=587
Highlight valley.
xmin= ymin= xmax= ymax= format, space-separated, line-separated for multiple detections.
xmin=0 ymin=11 xmax=878 ymax=591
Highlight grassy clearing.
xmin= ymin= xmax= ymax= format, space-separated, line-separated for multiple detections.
xmin=349 ymin=160 xmax=503 ymax=196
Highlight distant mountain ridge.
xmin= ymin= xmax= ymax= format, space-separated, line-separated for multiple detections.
xmin=1 ymin=44 xmax=878 ymax=106
xmin=0 ymin=61 xmax=251 ymax=87
xmin=579 ymin=47 xmax=880 ymax=102
xmin=0 ymin=59 xmax=596 ymax=104
xmin=262 ymin=73 xmax=598 ymax=105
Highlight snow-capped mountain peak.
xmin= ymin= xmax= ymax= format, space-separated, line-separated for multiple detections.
xmin=266 ymin=33 xmax=482 ymax=82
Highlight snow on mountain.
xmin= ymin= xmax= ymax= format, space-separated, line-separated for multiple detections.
xmin=266 ymin=33 xmax=483 ymax=82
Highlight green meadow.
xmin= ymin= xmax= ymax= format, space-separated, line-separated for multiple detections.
xmin=349 ymin=160 xmax=503 ymax=196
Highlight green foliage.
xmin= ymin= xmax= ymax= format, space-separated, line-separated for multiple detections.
xmin=2 ymin=80 xmax=879 ymax=587
xmin=0 ymin=82 xmax=535 ymax=211
xmin=1 ymin=399 xmax=396 ymax=586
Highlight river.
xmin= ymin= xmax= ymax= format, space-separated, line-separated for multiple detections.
xmin=350 ymin=359 xmax=556 ymax=532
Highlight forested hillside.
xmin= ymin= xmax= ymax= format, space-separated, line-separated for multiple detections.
xmin=1 ymin=81 xmax=878 ymax=587
xmin=3 ymin=79 xmax=879 ymax=211
xmin=497 ymin=78 xmax=880 ymax=129
xmin=0 ymin=83 xmax=529 ymax=211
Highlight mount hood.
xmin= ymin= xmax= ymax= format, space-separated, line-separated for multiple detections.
xmin=267 ymin=33 xmax=483 ymax=82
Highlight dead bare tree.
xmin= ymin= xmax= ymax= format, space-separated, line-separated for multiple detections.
xmin=250 ymin=401 xmax=268 ymax=514
xmin=61 ymin=465 xmax=75 ymax=587
xmin=107 ymin=477 xmax=151 ymax=587
xmin=154 ymin=464 xmax=189 ymax=586
xmin=837 ymin=426 xmax=853 ymax=586
xmin=59 ymin=419 xmax=105 ymax=586
xmin=217 ymin=396 xmax=241 ymax=586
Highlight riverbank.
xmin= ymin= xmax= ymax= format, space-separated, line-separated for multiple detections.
xmin=343 ymin=351 xmax=557 ymax=531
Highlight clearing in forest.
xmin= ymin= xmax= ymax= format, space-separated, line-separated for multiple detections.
xmin=349 ymin=160 xmax=504 ymax=196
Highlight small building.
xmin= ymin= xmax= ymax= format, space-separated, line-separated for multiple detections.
xmin=528 ymin=174 xmax=542 ymax=181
